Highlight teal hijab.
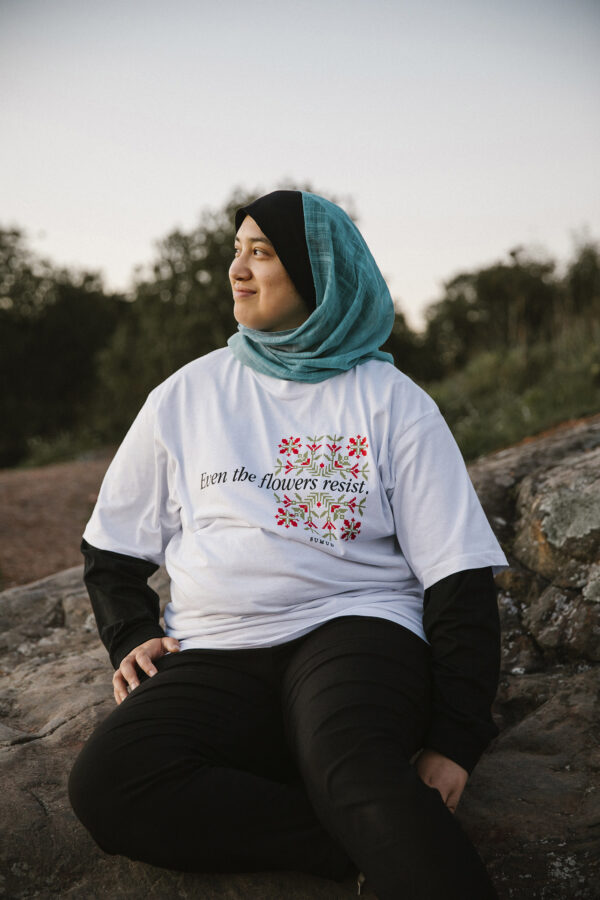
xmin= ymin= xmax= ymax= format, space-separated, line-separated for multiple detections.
xmin=227 ymin=191 xmax=395 ymax=383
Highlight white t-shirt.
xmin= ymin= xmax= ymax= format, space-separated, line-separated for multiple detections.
xmin=84 ymin=349 xmax=508 ymax=650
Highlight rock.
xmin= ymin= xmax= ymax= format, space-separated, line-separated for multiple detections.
xmin=522 ymin=585 xmax=600 ymax=661
xmin=2 ymin=414 xmax=600 ymax=899
xmin=513 ymin=446 xmax=600 ymax=590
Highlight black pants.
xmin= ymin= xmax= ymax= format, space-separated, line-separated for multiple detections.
xmin=69 ymin=616 xmax=497 ymax=899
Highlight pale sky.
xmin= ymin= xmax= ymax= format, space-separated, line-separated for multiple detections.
xmin=1 ymin=0 xmax=599 ymax=327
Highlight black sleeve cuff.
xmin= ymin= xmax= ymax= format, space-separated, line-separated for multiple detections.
xmin=81 ymin=538 xmax=165 ymax=669
xmin=425 ymin=714 xmax=498 ymax=775
xmin=109 ymin=621 xmax=167 ymax=670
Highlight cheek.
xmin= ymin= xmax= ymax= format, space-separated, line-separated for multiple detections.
xmin=259 ymin=274 xmax=279 ymax=299
xmin=271 ymin=272 xmax=293 ymax=298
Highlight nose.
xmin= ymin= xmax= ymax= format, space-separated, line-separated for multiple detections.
xmin=229 ymin=253 xmax=251 ymax=282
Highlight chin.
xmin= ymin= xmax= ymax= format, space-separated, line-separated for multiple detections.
xmin=233 ymin=306 xmax=250 ymax=328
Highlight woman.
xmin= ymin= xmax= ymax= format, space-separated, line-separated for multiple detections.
xmin=69 ymin=190 xmax=507 ymax=899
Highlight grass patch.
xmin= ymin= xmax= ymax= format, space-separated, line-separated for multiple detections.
xmin=17 ymin=430 xmax=110 ymax=469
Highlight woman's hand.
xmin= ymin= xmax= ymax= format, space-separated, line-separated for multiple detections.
xmin=416 ymin=748 xmax=468 ymax=813
xmin=112 ymin=637 xmax=180 ymax=705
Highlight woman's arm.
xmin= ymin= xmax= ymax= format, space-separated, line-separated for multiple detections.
xmin=422 ymin=566 xmax=501 ymax=775
xmin=415 ymin=567 xmax=500 ymax=812
xmin=81 ymin=538 xmax=167 ymax=669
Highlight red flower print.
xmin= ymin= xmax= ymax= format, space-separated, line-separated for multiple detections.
xmin=276 ymin=508 xmax=298 ymax=528
xmin=347 ymin=435 xmax=368 ymax=457
xmin=279 ymin=436 xmax=302 ymax=456
xmin=341 ymin=518 xmax=362 ymax=541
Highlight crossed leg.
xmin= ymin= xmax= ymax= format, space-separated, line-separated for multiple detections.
xmin=282 ymin=616 xmax=497 ymax=900
xmin=69 ymin=616 xmax=497 ymax=898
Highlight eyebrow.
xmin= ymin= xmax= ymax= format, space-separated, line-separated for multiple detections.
xmin=234 ymin=235 xmax=273 ymax=246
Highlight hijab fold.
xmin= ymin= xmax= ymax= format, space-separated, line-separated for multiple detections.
xmin=228 ymin=191 xmax=395 ymax=383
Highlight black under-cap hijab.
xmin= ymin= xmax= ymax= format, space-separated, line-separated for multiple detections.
xmin=235 ymin=190 xmax=316 ymax=309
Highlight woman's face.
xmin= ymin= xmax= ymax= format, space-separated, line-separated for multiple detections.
xmin=229 ymin=216 xmax=311 ymax=332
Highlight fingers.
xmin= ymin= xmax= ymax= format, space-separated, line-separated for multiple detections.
xmin=120 ymin=652 xmax=143 ymax=689
xmin=112 ymin=637 xmax=181 ymax=704
xmin=113 ymin=669 xmax=129 ymax=705
xmin=112 ymin=654 xmax=140 ymax=704
xmin=422 ymin=777 xmax=456 ymax=813
xmin=430 ymin=776 xmax=464 ymax=813
xmin=445 ymin=781 xmax=466 ymax=814
xmin=416 ymin=749 xmax=467 ymax=814
xmin=445 ymin=792 xmax=457 ymax=814
xmin=136 ymin=650 xmax=158 ymax=678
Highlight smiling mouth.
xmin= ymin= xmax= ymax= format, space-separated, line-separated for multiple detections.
xmin=233 ymin=287 xmax=255 ymax=297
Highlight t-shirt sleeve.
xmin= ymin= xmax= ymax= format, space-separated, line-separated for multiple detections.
xmin=83 ymin=393 xmax=181 ymax=565
xmin=387 ymin=408 xmax=507 ymax=589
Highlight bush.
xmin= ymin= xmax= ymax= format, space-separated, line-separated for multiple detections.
xmin=427 ymin=318 xmax=600 ymax=459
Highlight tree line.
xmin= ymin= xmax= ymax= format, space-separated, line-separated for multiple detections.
xmin=1 ymin=189 xmax=599 ymax=467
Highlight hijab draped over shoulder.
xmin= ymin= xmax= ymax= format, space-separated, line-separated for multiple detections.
xmin=227 ymin=191 xmax=395 ymax=383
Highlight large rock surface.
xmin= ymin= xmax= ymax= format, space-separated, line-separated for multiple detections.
xmin=2 ymin=415 xmax=600 ymax=899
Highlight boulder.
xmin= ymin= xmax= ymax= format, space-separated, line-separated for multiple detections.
xmin=2 ymin=414 xmax=600 ymax=899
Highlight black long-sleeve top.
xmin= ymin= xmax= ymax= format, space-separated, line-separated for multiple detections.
xmin=81 ymin=538 xmax=500 ymax=774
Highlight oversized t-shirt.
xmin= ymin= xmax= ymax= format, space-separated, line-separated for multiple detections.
xmin=84 ymin=348 xmax=507 ymax=650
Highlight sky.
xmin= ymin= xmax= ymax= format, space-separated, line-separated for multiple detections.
xmin=1 ymin=0 xmax=599 ymax=327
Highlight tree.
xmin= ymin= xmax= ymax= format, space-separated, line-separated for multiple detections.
xmin=381 ymin=310 xmax=428 ymax=381
xmin=0 ymin=228 xmax=124 ymax=466
xmin=421 ymin=249 xmax=562 ymax=376
xmin=92 ymin=188 xmax=286 ymax=437
xmin=564 ymin=239 xmax=600 ymax=320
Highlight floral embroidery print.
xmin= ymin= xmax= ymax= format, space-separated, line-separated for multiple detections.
xmin=275 ymin=506 xmax=299 ymax=528
xmin=347 ymin=435 xmax=368 ymax=457
xmin=274 ymin=434 xmax=369 ymax=481
xmin=341 ymin=518 xmax=362 ymax=540
xmin=278 ymin=436 xmax=302 ymax=457
xmin=273 ymin=435 xmax=369 ymax=542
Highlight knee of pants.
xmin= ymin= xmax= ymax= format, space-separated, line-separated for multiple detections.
xmin=68 ymin=736 xmax=130 ymax=853
xmin=295 ymin=729 xmax=419 ymax=815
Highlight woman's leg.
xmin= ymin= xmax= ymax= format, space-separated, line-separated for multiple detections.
xmin=282 ymin=616 xmax=497 ymax=900
xmin=68 ymin=648 xmax=348 ymax=877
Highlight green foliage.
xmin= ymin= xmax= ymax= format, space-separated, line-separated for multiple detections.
xmin=90 ymin=188 xmax=258 ymax=438
xmin=427 ymin=317 xmax=600 ymax=460
xmin=421 ymin=249 xmax=564 ymax=376
xmin=381 ymin=310 xmax=432 ymax=381
xmin=3 ymin=193 xmax=600 ymax=469
xmin=564 ymin=239 xmax=600 ymax=317
xmin=90 ymin=183 xmax=355 ymax=439
xmin=0 ymin=228 xmax=125 ymax=466
xmin=0 ymin=227 xmax=58 ymax=318
xmin=18 ymin=430 xmax=111 ymax=469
